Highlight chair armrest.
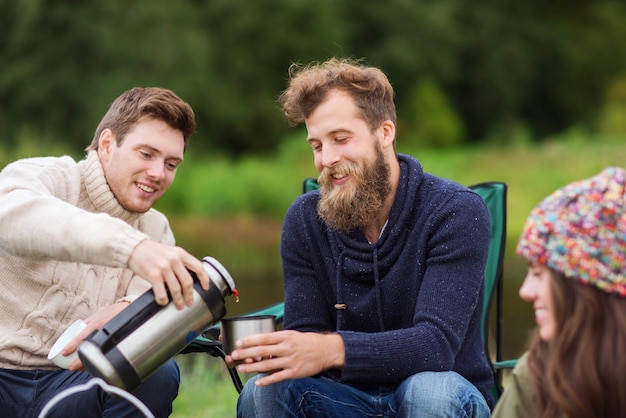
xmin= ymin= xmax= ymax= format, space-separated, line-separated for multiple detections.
xmin=493 ymin=359 xmax=518 ymax=370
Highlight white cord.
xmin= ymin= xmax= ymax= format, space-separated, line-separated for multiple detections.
xmin=38 ymin=377 xmax=155 ymax=418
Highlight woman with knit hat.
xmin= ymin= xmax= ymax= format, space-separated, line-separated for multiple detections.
xmin=493 ymin=167 xmax=626 ymax=418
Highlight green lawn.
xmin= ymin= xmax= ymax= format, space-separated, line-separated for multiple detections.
xmin=173 ymin=354 xmax=241 ymax=418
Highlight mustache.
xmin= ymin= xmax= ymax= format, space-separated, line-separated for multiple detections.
xmin=318 ymin=165 xmax=360 ymax=187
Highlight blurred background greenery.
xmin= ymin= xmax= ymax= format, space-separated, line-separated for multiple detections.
xmin=3 ymin=1 xmax=626 ymax=416
xmin=3 ymin=0 xmax=626 ymax=157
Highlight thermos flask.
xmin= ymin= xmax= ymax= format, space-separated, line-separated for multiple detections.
xmin=78 ymin=256 xmax=236 ymax=391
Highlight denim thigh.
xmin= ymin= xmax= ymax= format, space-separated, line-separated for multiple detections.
xmin=238 ymin=375 xmax=384 ymax=418
xmin=0 ymin=360 xmax=179 ymax=418
xmin=237 ymin=371 xmax=489 ymax=418
xmin=393 ymin=371 xmax=490 ymax=418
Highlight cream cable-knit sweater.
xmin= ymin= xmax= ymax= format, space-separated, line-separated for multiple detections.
xmin=0 ymin=151 xmax=175 ymax=369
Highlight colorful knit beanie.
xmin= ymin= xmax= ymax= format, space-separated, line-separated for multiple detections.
xmin=516 ymin=167 xmax=626 ymax=297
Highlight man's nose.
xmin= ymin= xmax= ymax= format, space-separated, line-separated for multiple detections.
xmin=146 ymin=160 xmax=165 ymax=180
xmin=320 ymin=146 xmax=340 ymax=168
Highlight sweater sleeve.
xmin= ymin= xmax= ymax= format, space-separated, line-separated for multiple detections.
xmin=0 ymin=157 xmax=148 ymax=268
xmin=124 ymin=213 xmax=177 ymax=296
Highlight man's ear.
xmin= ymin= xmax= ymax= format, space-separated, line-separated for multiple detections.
xmin=97 ymin=129 xmax=114 ymax=162
xmin=380 ymin=120 xmax=396 ymax=149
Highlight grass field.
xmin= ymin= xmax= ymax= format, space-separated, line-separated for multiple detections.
xmin=172 ymin=354 xmax=241 ymax=418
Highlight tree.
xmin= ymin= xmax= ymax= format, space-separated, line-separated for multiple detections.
xmin=2 ymin=0 xmax=626 ymax=155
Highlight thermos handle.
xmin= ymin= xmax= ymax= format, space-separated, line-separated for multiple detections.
xmin=84 ymin=269 xmax=208 ymax=352
xmin=85 ymin=290 xmax=162 ymax=352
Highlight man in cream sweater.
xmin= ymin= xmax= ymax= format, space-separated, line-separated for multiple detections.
xmin=0 ymin=87 xmax=210 ymax=417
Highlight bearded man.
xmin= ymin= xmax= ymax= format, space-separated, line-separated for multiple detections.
xmin=229 ymin=58 xmax=495 ymax=418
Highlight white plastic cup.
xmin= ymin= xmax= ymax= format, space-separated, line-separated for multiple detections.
xmin=48 ymin=319 xmax=87 ymax=369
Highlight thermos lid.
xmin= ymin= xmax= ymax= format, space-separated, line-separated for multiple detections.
xmin=202 ymin=256 xmax=236 ymax=294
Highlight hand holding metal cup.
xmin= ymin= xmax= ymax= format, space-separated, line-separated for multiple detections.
xmin=220 ymin=315 xmax=276 ymax=358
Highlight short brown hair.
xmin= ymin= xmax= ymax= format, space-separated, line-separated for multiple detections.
xmin=278 ymin=57 xmax=396 ymax=132
xmin=86 ymin=87 xmax=196 ymax=152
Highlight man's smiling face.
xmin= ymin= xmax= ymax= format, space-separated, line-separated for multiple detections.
xmin=306 ymin=89 xmax=391 ymax=233
xmin=98 ymin=118 xmax=184 ymax=213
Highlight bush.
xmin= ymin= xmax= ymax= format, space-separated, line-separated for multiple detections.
xmin=399 ymin=78 xmax=465 ymax=148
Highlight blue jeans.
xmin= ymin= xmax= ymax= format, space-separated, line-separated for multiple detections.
xmin=0 ymin=360 xmax=179 ymax=418
xmin=237 ymin=371 xmax=490 ymax=418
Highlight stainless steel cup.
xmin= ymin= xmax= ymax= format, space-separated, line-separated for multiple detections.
xmin=220 ymin=315 xmax=276 ymax=355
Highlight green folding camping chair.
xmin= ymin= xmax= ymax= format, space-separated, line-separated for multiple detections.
xmin=182 ymin=177 xmax=514 ymax=400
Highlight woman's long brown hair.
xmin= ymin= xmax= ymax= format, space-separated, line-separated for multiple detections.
xmin=526 ymin=271 xmax=626 ymax=418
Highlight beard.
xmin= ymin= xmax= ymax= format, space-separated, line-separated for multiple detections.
xmin=317 ymin=144 xmax=391 ymax=234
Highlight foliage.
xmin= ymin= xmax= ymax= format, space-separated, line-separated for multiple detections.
xmin=0 ymin=1 xmax=208 ymax=148
xmin=155 ymin=130 xmax=314 ymax=218
xmin=3 ymin=1 xmax=626 ymax=156
xmin=595 ymin=75 xmax=626 ymax=140
xmin=401 ymin=78 xmax=465 ymax=148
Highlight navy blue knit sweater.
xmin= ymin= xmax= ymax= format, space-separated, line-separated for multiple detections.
xmin=281 ymin=154 xmax=494 ymax=407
